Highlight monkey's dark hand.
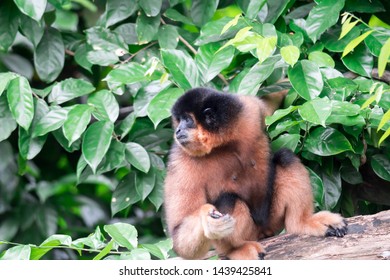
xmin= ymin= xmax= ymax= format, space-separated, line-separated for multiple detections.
xmin=202 ymin=206 xmax=235 ymax=240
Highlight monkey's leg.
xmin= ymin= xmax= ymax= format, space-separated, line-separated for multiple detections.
xmin=271 ymin=153 xmax=347 ymax=237
xmin=212 ymin=199 xmax=265 ymax=260
xmin=172 ymin=203 xmax=235 ymax=259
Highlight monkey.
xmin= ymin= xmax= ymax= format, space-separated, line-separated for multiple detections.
xmin=163 ymin=87 xmax=347 ymax=260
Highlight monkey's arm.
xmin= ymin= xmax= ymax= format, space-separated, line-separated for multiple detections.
xmin=260 ymin=89 xmax=288 ymax=117
xmin=164 ymin=173 xmax=234 ymax=259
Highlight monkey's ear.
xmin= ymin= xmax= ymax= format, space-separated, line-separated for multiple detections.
xmin=203 ymin=108 xmax=217 ymax=127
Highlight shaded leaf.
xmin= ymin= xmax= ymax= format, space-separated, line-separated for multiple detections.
xmin=191 ymin=0 xmax=219 ymax=27
xmin=33 ymin=107 xmax=68 ymax=137
xmin=0 ymin=94 xmax=17 ymax=141
xmin=103 ymin=0 xmax=137 ymax=27
xmin=111 ymin=173 xmax=140 ymax=215
xmin=136 ymin=12 xmax=160 ymax=44
xmin=0 ymin=0 xmax=19 ymax=51
xmin=34 ymin=28 xmax=65 ymax=83
xmin=139 ymin=0 xmax=162 ymax=17
xmin=371 ymin=154 xmax=390 ymax=182
xmin=342 ymin=44 xmax=373 ymax=77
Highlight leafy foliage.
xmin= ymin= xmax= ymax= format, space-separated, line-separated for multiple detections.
xmin=0 ymin=0 xmax=390 ymax=260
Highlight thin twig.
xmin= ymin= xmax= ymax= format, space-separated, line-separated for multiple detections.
xmin=122 ymin=41 xmax=158 ymax=64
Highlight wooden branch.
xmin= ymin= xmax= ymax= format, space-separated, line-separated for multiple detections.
xmin=261 ymin=210 xmax=390 ymax=260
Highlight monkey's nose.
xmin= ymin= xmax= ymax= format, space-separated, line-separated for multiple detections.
xmin=175 ymin=128 xmax=187 ymax=140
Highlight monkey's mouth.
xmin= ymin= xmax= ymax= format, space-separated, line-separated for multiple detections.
xmin=176 ymin=137 xmax=189 ymax=147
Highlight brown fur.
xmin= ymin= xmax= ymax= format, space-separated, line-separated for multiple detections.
xmin=164 ymin=90 xmax=346 ymax=260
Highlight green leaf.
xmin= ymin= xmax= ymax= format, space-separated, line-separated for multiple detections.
xmin=139 ymin=0 xmax=162 ymax=17
xmin=365 ymin=29 xmax=390 ymax=57
xmin=63 ymin=104 xmax=93 ymax=146
xmin=49 ymin=78 xmax=96 ymax=104
xmin=339 ymin=17 xmax=358 ymax=39
xmin=74 ymin=44 xmax=93 ymax=72
xmin=308 ymin=51 xmax=335 ymax=68
xmin=18 ymin=99 xmax=49 ymax=160
xmin=280 ymin=45 xmax=300 ymax=66
xmin=342 ymin=44 xmax=373 ymax=77
xmin=0 ymin=95 xmax=17 ymax=142
xmin=103 ymin=0 xmax=137 ymax=27
xmin=116 ymin=112 xmax=136 ymax=139
xmin=82 ymin=121 xmax=114 ymax=173
xmin=135 ymin=170 xmax=156 ymax=201
xmin=104 ymin=223 xmax=138 ymax=250
xmin=33 ymin=107 xmax=68 ymax=137
xmin=288 ymin=60 xmax=323 ymax=100
xmin=86 ymin=26 xmax=128 ymax=53
xmin=196 ymin=43 xmax=234 ymax=83
xmin=307 ymin=168 xmax=324 ymax=208
xmin=99 ymin=140 xmax=126 ymax=173
xmin=191 ymin=0 xmax=219 ymax=27
xmin=104 ymin=63 xmax=148 ymax=85
xmin=19 ymin=14 xmax=44 ymax=47
xmin=0 ymin=245 xmax=31 ymax=260
xmin=304 ymin=127 xmax=354 ymax=156
xmin=164 ymin=8 xmax=194 ymax=25
xmin=265 ymin=105 xmax=298 ymax=126
xmin=322 ymin=26 xmax=360 ymax=53
xmin=7 ymin=76 xmax=34 ymax=131
xmin=158 ymin=25 xmax=179 ymax=49
xmin=236 ymin=56 xmax=281 ymax=95
xmin=271 ymin=134 xmax=300 ymax=152
xmin=378 ymin=38 xmax=390 ymax=78
xmin=111 ymin=173 xmax=140 ymax=215
xmin=0 ymin=0 xmax=19 ymax=51
xmin=147 ymin=88 xmax=184 ymax=128
xmin=136 ymin=12 xmax=160 ymax=44
xmin=238 ymin=0 xmax=266 ymax=19
xmin=34 ymin=27 xmax=65 ymax=83
xmin=0 ymin=72 xmax=17 ymax=96
xmin=256 ymin=36 xmax=277 ymax=64
xmin=298 ymin=97 xmax=332 ymax=126
xmin=306 ymin=0 xmax=345 ymax=42
xmin=379 ymin=128 xmax=390 ymax=146
xmin=148 ymin=170 xmax=165 ymax=211
xmin=378 ymin=109 xmax=390 ymax=131
xmin=371 ymin=154 xmax=390 ymax=182
xmin=31 ymin=234 xmax=72 ymax=260
xmin=342 ymin=30 xmax=374 ymax=58
xmin=115 ymin=23 xmax=138 ymax=45
xmin=87 ymin=49 xmax=119 ymax=66
xmin=14 ymin=0 xmax=47 ymax=21
xmin=161 ymin=49 xmax=200 ymax=90
xmin=264 ymin=0 xmax=290 ymax=24
xmin=141 ymin=239 xmax=173 ymax=260
xmin=93 ymin=240 xmax=114 ymax=260
xmin=195 ymin=17 xmax=246 ymax=46
xmin=125 ymin=142 xmax=151 ymax=173
xmin=88 ymin=90 xmax=119 ymax=123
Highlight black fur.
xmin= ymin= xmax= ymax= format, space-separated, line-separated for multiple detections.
xmin=171 ymin=88 xmax=243 ymax=132
xmin=213 ymin=192 xmax=241 ymax=215
xmin=250 ymin=157 xmax=276 ymax=227
xmin=273 ymin=148 xmax=299 ymax=167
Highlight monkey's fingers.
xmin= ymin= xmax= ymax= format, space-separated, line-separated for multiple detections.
xmin=209 ymin=209 xmax=224 ymax=219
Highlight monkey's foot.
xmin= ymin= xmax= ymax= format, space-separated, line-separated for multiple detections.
xmin=325 ymin=219 xmax=348 ymax=237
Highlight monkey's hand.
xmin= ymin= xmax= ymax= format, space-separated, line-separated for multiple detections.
xmin=201 ymin=204 xmax=235 ymax=240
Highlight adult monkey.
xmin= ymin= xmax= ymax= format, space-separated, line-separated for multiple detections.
xmin=164 ymin=88 xmax=347 ymax=260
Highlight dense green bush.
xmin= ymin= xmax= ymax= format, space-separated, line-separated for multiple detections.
xmin=0 ymin=0 xmax=389 ymax=260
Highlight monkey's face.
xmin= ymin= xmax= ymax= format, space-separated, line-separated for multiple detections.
xmin=171 ymin=88 xmax=243 ymax=157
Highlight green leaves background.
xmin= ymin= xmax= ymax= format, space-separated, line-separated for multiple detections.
xmin=0 ymin=0 xmax=390 ymax=260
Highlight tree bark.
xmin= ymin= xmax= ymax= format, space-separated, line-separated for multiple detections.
xmin=261 ymin=210 xmax=390 ymax=260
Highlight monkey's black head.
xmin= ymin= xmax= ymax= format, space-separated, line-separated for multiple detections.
xmin=171 ymin=88 xmax=243 ymax=156
xmin=172 ymin=88 xmax=243 ymax=132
